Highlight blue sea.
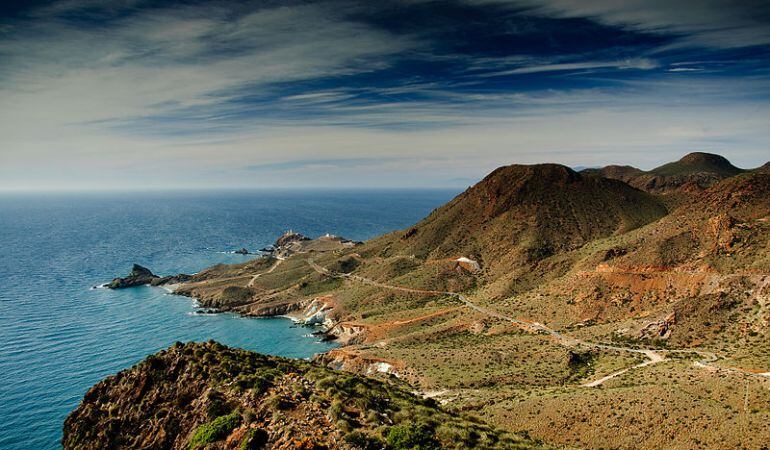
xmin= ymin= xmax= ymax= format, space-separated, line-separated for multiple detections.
xmin=0 ymin=189 xmax=456 ymax=450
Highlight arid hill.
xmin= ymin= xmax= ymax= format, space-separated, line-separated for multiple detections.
xmin=364 ymin=163 xmax=666 ymax=284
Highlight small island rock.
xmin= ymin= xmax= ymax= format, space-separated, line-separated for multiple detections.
xmin=106 ymin=264 xmax=159 ymax=289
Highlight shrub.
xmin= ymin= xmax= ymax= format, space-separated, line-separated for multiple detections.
xmin=385 ymin=423 xmax=438 ymax=450
xmin=345 ymin=430 xmax=383 ymax=449
xmin=189 ymin=412 xmax=241 ymax=449
xmin=240 ymin=428 xmax=269 ymax=450
xmin=219 ymin=286 xmax=255 ymax=305
xmin=329 ymin=400 xmax=345 ymax=420
xmin=266 ymin=394 xmax=292 ymax=411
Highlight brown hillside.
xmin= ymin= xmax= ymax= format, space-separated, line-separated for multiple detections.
xmin=367 ymin=163 xmax=667 ymax=277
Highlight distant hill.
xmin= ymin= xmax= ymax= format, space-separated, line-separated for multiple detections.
xmin=756 ymin=161 xmax=770 ymax=173
xmin=650 ymin=152 xmax=743 ymax=177
xmin=584 ymin=152 xmax=746 ymax=194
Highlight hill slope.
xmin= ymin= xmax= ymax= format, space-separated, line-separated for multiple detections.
xmin=366 ymin=163 xmax=666 ymax=278
xmin=63 ymin=342 xmax=540 ymax=450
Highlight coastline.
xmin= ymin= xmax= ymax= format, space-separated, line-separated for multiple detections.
xmin=156 ymin=274 xmax=342 ymax=347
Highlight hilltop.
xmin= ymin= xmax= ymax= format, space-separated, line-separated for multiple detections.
xmin=585 ymin=151 xmax=746 ymax=194
xmin=364 ymin=163 xmax=666 ymax=281
xmin=72 ymin=153 xmax=770 ymax=449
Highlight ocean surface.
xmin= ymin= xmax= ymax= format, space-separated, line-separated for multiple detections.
xmin=0 ymin=189 xmax=456 ymax=450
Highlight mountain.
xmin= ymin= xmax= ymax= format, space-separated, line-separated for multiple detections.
xmin=585 ymin=152 xmax=746 ymax=194
xmin=70 ymin=153 xmax=770 ymax=449
xmin=366 ymin=163 xmax=666 ymax=279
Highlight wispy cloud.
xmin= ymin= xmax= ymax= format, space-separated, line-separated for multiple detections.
xmin=479 ymin=58 xmax=659 ymax=76
xmin=244 ymin=157 xmax=404 ymax=172
xmin=0 ymin=0 xmax=769 ymax=190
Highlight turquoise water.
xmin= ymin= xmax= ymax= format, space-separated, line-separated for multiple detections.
xmin=0 ymin=189 xmax=456 ymax=449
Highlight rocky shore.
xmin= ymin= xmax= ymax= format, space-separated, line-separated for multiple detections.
xmin=105 ymin=231 xmax=360 ymax=343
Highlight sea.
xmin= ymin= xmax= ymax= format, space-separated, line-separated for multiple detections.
xmin=0 ymin=189 xmax=456 ymax=450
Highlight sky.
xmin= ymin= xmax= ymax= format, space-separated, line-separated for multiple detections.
xmin=1 ymin=0 xmax=769 ymax=190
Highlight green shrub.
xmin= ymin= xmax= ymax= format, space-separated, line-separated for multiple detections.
xmin=205 ymin=390 xmax=228 ymax=419
xmin=345 ymin=430 xmax=383 ymax=449
xmin=329 ymin=399 xmax=346 ymax=420
xmin=240 ymin=428 xmax=269 ymax=450
xmin=189 ymin=412 xmax=241 ymax=449
xmin=219 ymin=286 xmax=255 ymax=305
xmin=385 ymin=423 xmax=438 ymax=450
xmin=266 ymin=394 xmax=292 ymax=411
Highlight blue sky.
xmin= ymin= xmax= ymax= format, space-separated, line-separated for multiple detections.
xmin=1 ymin=0 xmax=769 ymax=190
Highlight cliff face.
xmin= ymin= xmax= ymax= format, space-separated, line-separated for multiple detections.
xmin=63 ymin=342 xmax=539 ymax=450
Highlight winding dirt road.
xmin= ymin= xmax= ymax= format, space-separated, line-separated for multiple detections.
xmin=247 ymin=258 xmax=283 ymax=287
xmin=306 ymin=258 xmax=768 ymax=387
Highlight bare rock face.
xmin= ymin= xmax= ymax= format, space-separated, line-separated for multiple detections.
xmin=707 ymin=213 xmax=739 ymax=253
xmin=639 ymin=311 xmax=677 ymax=340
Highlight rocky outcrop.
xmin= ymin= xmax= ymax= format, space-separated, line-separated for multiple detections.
xmin=150 ymin=273 xmax=192 ymax=286
xmin=273 ymin=230 xmax=310 ymax=248
xmin=106 ymin=264 xmax=159 ymax=289
xmin=706 ymin=213 xmax=739 ymax=254
xmin=639 ymin=311 xmax=677 ymax=340
xmin=234 ymin=248 xmax=250 ymax=255
xmin=107 ymin=264 xmax=190 ymax=289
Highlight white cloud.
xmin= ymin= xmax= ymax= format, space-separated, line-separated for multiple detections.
xmin=2 ymin=84 xmax=769 ymax=190
xmin=479 ymin=58 xmax=659 ymax=76
xmin=0 ymin=2 xmax=416 ymax=139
